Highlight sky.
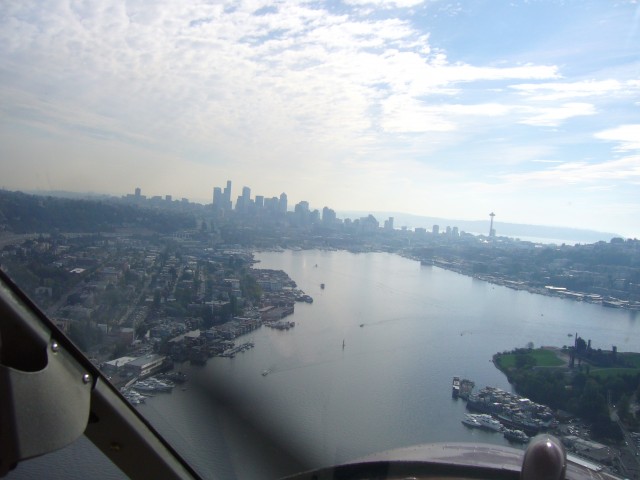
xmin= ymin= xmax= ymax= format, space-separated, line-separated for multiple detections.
xmin=0 ymin=0 xmax=639 ymax=237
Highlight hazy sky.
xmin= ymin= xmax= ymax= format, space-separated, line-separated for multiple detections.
xmin=1 ymin=0 xmax=639 ymax=236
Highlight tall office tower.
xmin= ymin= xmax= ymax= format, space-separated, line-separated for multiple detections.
xmin=223 ymin=181 xmax=232 ymax=210
xmin=242 ymin=186 xmax=251 ymax=202
xmin=295 ymin=201 xmax=309 ymax=213
xmin=165 ymin=195 xmax=172 ymax=202
xmin=432 ymin=225 xmax=440 ymax=235
xmin=322 ymin=207 xmax=336 ymax=225
xmin=489 ymin=212 xmax=496 ymax=237
xmin=384 ymin=217 xmax=394 ymax=230
xmin=135 ymin=187 xmax=141 ymax=197
xmin=279 ymin=192 xmax=288 ymax=213
xmin=452 ymin=226 xmax=459 ymax=237
xmin=213 ymin=187 xmax=222 ymax=206
xmin=235 ymin=195 xmax=244 ymax=211
xmin=264 ymin=197 xmax=277 ymax=211
xmin=255 ymin=195 xmax=264 ymax=208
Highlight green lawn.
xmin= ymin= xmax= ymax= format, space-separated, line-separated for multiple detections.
xmin=497 ymin=348 xmax=564 ymax=369
xmin=496 ymin=354 xmax=517 ymax=369
xmin=620 ymin=352 xmax=640 ymax=368
xmin=532 ymin=349 xmax=565 ymax=366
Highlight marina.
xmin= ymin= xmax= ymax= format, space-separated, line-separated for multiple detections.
xmin=465 ymin=385 xmax=556 ymax=436
xmin=120 ymin=374 xmax=180 ymax=404
xmin=455 ymin=376 xmax=551 ymax=442
xmin=264 ymin=320 xmax=296 ymax=330
xmin=220 ymin=341 xmax=255 ymax=358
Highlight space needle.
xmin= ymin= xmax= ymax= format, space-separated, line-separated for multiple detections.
xmin=489 ymin=212 xmax=496 ymax=238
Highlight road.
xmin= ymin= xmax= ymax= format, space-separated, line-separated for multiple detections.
xmin=610 ymin=398 xmax=640 ymax=478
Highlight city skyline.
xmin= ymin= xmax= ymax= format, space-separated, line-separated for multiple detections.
xmin=122 ymin=182 xmax=623 ymax=242
xmin=1 ymin=1 xmax=639 ymax=237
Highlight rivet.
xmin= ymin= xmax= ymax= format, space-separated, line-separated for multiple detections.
xmin=51 ymin=342 xmax=59 ymax=352
xmin=82 ymin=374 xmax=91 ymax=384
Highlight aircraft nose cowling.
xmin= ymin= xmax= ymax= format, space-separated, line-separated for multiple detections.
xmin=521 ymin=434 xmax=567 ymax=480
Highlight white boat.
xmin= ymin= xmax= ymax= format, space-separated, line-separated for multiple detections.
xmin=473 ymin=414 xmax=503 ymax=432
xmin=462 ymin=414 xmax=481 ymax=428
xmin=462 ymin=414 xmax=502 ymax=432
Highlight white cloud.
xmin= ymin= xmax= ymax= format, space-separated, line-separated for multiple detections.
xmin=380 ymin=99 xmax=514 ymax=133
xmin=510 ymin=79 xmax=624 ymax=101
xmin=498 ymin=156 xmax=640 ymax=186
xmin=595 ymin=124 xmax=640 ymax=151
xmin=343 ymin=0 xmax=426 ymax=8
xmin=0 ymin=0 xmax=563 ymax=154
xmin=518 ymin=103 xmax=596 ymax=127
xmin=1 ymin=0 xmax=639 ymax=235
xmin=381 ymin=95 xmax=457 ymax=132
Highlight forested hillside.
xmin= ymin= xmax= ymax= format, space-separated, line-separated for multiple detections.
xmin=0 ymin=190 xmax=195 ymax=234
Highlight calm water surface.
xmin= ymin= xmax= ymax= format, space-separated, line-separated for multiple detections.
xmin=140 ymin=250 xmax=639 ymax=478
xmin=12 ymin=250 xmax=638 ymax=479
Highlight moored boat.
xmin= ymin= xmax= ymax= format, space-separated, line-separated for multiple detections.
xmin=461 ymin=414 xmax=481 ymax=428
xmin=162 ymin=371 xmax=187 ymax=383
xmin=452 ymin=376 xmax=461 ymax=398
xmin=459 ymin=379 xmax=475 ymax=399
xmin=461 ymin=414 xmax=502 ymax=432
xmin=503 ymin=428 xmax=529 ymax=444
xmin=472 ymin=414 xmax=503 ymax=432
xmin=495 ymin=413 xmax=541 ymax=436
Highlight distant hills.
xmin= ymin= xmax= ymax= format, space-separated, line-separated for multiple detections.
xmin=7 ymin=190 xmax=622 ymax=243
xmin=0 ymin=190 xmax=195 ymax=234
xmin=338 ymin=211 xmax=621 ymax=244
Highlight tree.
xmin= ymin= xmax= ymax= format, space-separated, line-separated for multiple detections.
xmin=618 ymin=394 xmax=631 ymax=422
xmin=135 ymin=322 xmax=148 ymax=339
xmin=515 ymin=354 xmax=535 ymax=369
xmin=578 ymin=379 xmax=608 ymax=420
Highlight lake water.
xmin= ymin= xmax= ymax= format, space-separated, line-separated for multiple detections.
xmin=10 ymin=250 xmax=639 ymax=479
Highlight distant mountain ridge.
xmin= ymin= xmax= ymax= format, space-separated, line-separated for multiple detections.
xmin=15 ymin=190 xmax=622 ymax=243
xmin=338 ymin=211 xmax=621 ymax=244
xmin=0 ymin=190 xmax=195 ymax=234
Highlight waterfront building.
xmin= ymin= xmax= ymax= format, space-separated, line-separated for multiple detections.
xmin=124 ymin=354 xmax=167 ymax=378
xmin=102 ymin=356 xmax=137 ymax=375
